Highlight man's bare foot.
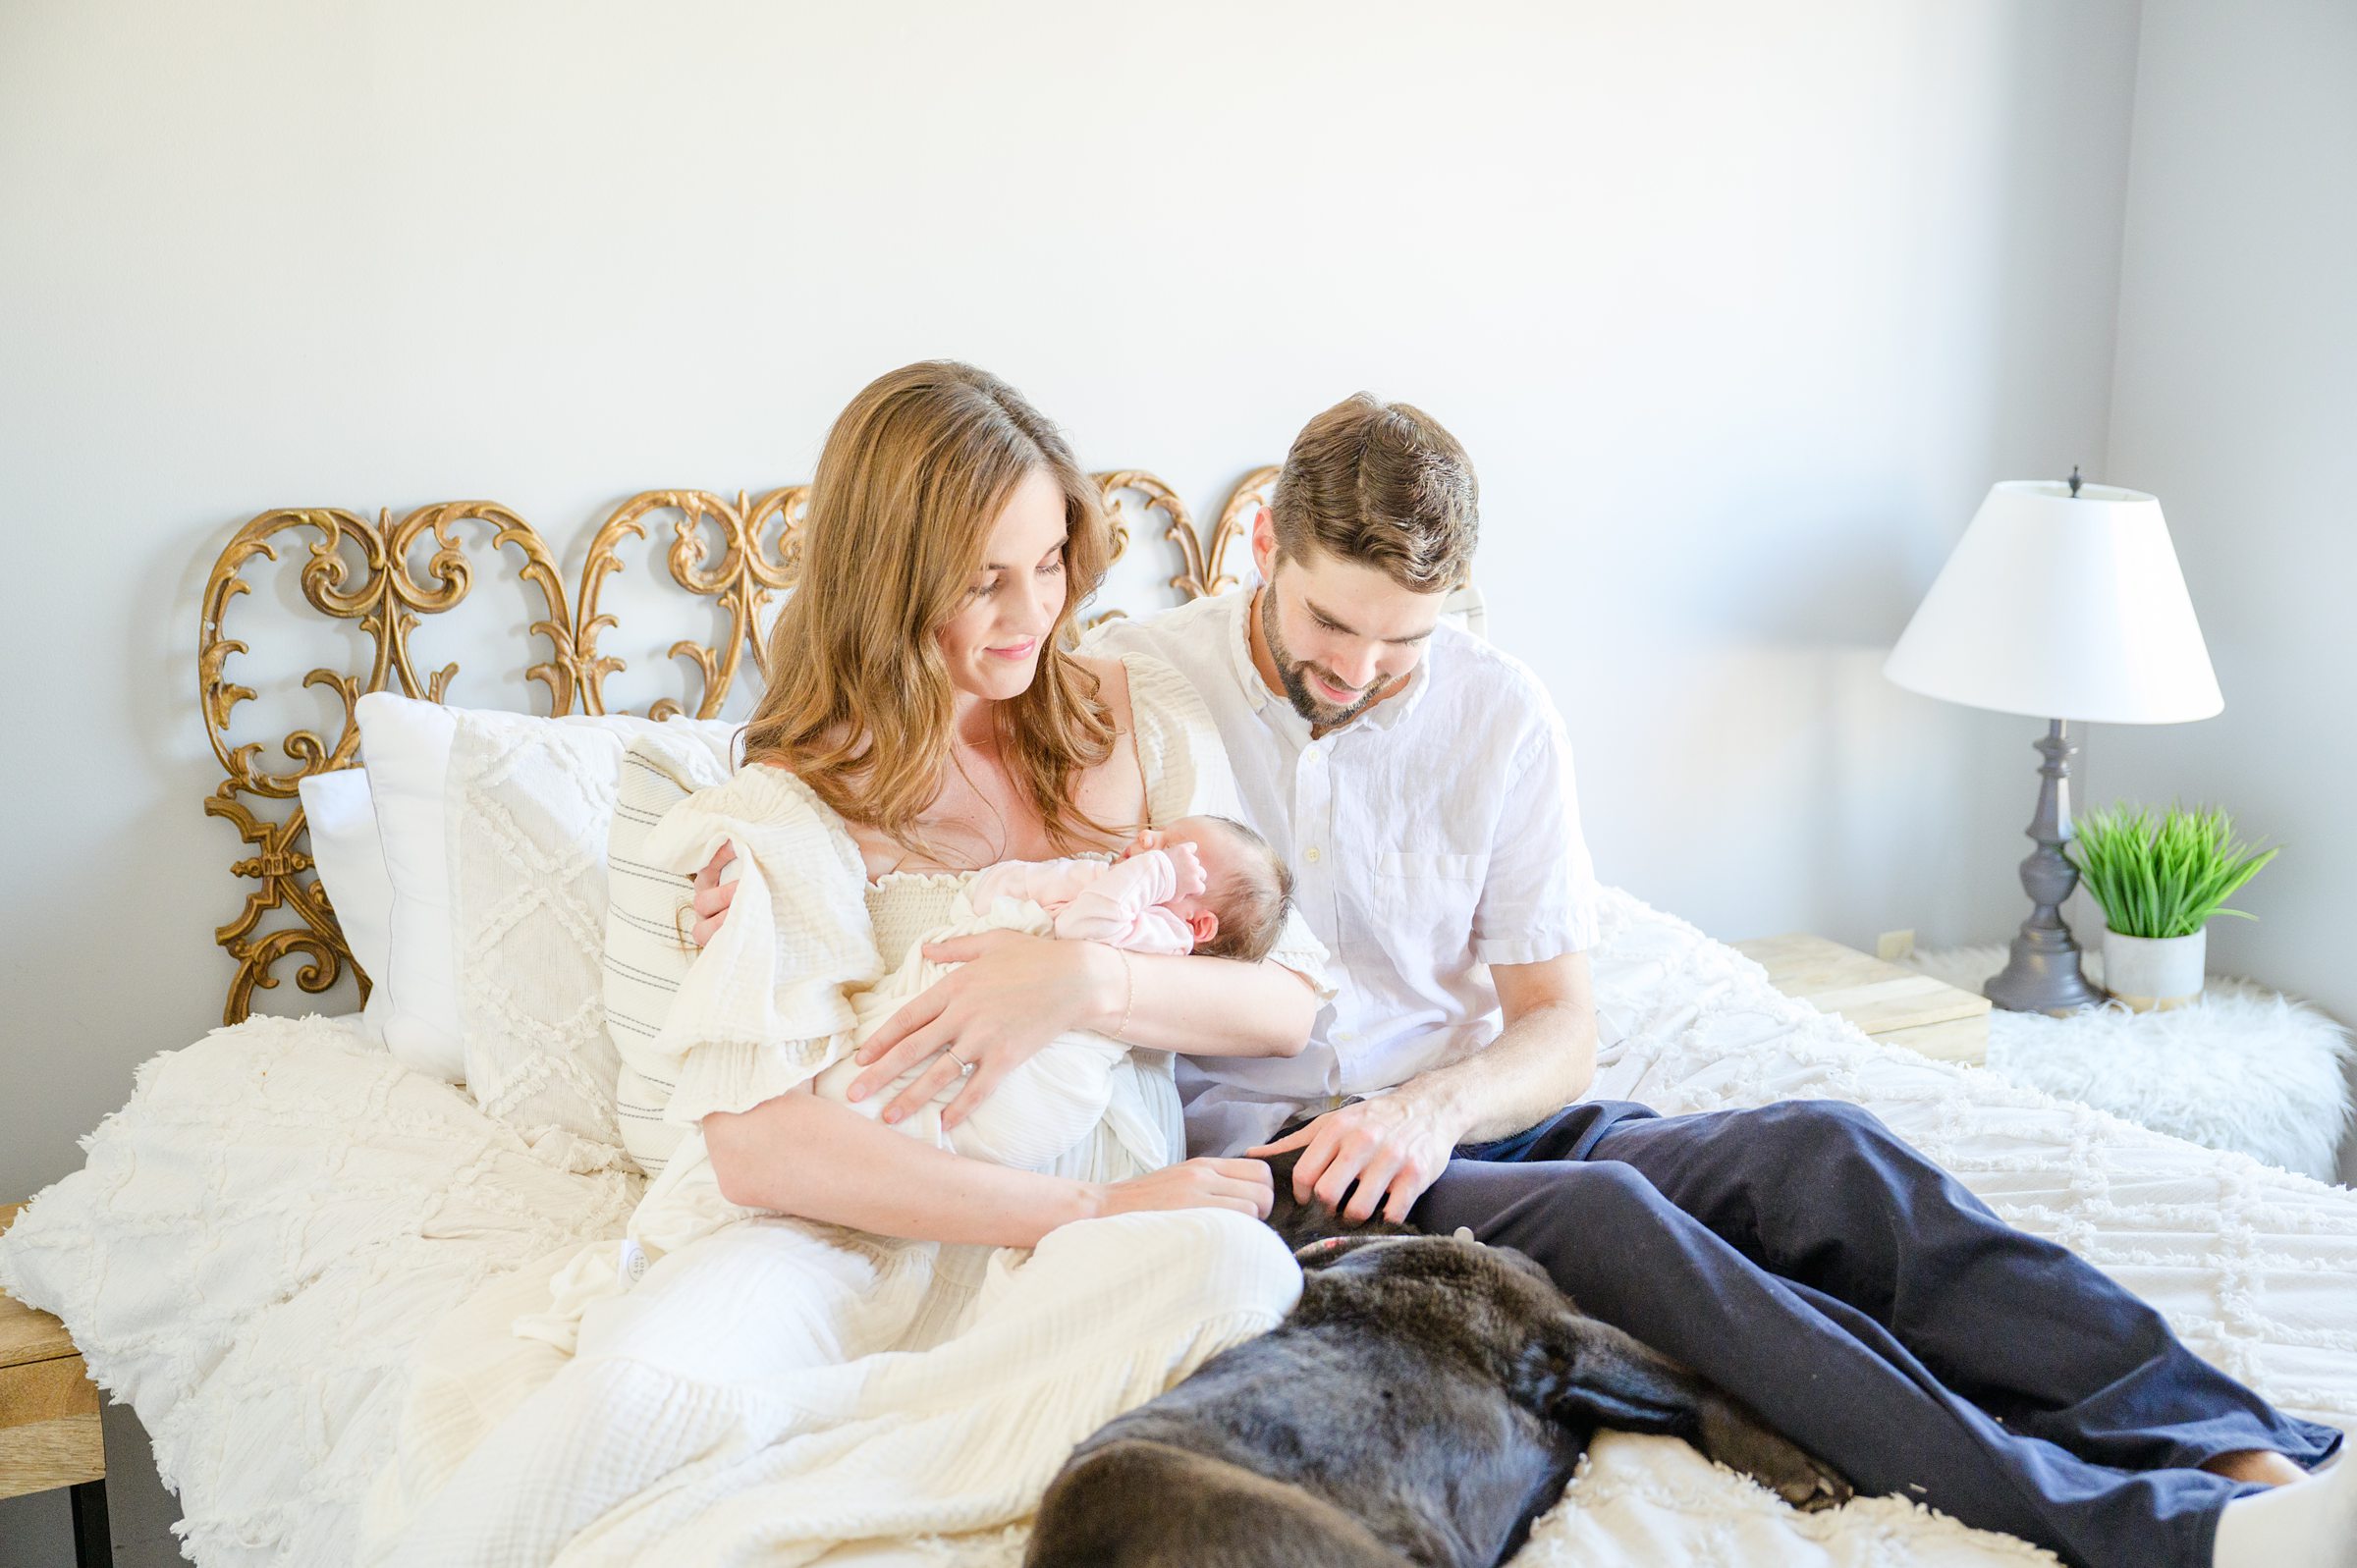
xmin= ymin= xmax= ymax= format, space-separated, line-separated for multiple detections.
xmin=2204 ymin=1449 xmax=2309 ymax=1487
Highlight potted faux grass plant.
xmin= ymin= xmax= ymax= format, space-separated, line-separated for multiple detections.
xmin=2068 ymin=804 xmax=2276 ymax=1011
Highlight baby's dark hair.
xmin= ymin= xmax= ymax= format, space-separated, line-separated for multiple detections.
xmin=1191 ymin=815 xmax=1295 ymax=963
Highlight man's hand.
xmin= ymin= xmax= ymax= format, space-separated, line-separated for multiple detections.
xmin=1245 ymin=1094 xmax=1464 ymax=1225
xmin=849 ymin=930 xmax=1116 ymax=1129
xmin=687 ymin=844 xmax=737 ymax=947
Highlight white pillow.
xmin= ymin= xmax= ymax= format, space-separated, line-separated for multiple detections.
xmin=356 ymin=693 xmax=465 ymax=1081
xmin=296 ymin=767 xmax=396 ymax=1043
xmin=441 ymin=707 xmax=736 ymax=1162
xmin=356 ymin=691 xmax=740 ymax=1141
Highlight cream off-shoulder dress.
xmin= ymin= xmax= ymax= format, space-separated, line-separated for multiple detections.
xmin=364 ymin=653 xmax=1328 ymax=1568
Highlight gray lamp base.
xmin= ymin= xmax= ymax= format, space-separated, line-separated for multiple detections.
xmin=1983 ymin=719 xmax=2103 ymax=1015
xmin=1984 ymin=929 xmax=2103 ymax=1014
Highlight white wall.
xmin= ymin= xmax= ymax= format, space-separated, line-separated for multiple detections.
xmin=0 ymin=1 xmax=2142 ymax=1558
xmin=2097 ymin=0 xmax=2357 ymax=1183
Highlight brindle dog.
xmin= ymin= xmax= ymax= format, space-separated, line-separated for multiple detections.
xmin=1024 ymin=1143 xmax=1849 ymax=1568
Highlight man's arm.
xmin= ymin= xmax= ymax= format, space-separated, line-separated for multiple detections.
xmin=1248 ymin=950 xmax=1596 ymax=1224
xmin=704 ymin=1089 xmax=1277 ymax=1248
xmin=1402 ymin=951 xmax=1596 ymax=1144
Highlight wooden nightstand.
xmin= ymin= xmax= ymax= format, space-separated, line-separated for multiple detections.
xmin=1 ymin=1203 xmax=110 ymax=1567
xmin=1731 ymin=934 xmax=1991 ymax=1066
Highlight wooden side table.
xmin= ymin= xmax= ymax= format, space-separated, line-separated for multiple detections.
xmin=1732 ymin=934 xmax=1992 ymax=1066
xmin=1 ymin=1203 xmax=110 ymax=1567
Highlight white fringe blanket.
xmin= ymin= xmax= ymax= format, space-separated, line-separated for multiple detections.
xmin=1903 ymin=944 xmax=2355 ymax=1182
xmin=3 ymin=888 xmax=2354 ymax=1567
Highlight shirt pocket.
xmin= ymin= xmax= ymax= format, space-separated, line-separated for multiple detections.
xmin=1376 ymin=850 xmax=1489 ymax=882
xmin=1370 ymin=851 xmax=1491 ymax=963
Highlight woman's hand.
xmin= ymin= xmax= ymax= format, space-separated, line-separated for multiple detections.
xmin=1087 ymin=1158 xmax=1275 ymax=1222
xmin=687 ymin=844 xmax=737 ymax=948
xmin=849 ymin=930 xmax=1118 ymax=1128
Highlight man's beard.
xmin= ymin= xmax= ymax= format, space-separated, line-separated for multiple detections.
xmin=1259 ymin=585 xmax=1392 ymax=731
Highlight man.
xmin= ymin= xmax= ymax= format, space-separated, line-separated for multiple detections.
xmin=1078 ymin=395 xmax=2347 ymax=1568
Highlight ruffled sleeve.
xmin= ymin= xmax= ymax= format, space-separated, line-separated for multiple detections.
xmin=1122 ymin=653 xmax=1336 ymax=1001
xmin=633 ymin=764 xmax=881 ymax=1127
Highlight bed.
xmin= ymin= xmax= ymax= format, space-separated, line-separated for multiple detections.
xmin=2 ymin=473 xmax=2352 ymax=1568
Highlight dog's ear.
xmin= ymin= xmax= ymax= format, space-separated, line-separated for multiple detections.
xmin=1508 ymin=1310 xmax=1584 ymax=1409
xmin=1529 ymin=1310 xmax=1716 ymax=1438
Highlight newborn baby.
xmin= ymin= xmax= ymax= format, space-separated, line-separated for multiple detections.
xmin=814 ymin=814 xmax=1292 ymax=1172
xmin=969 ymin=813 xmax=1291 ymax=961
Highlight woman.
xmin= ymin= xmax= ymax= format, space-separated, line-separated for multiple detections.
xmin=365 ymin=362 xmax=1326 ymax=1567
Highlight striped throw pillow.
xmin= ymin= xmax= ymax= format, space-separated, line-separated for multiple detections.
xmin=605 ymin=731 xmax=736 ymax=1174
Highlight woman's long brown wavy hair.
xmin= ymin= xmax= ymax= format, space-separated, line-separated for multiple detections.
xmin=741 ymin=361 xmax=1119 ymax=856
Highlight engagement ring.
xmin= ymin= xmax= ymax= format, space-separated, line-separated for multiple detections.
xmin=947 ymin=1048 xmax=974 ymax=1077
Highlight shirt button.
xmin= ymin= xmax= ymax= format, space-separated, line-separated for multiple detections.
xmin=1303 ymin=846 xmax=1321 ymax=864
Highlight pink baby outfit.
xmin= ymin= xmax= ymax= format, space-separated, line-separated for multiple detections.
xmin=965 ymin=849 xmax=1197 ymax=956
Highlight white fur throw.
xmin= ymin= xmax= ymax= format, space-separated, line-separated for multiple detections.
xmin=1907 ymin=945 xmax=2355 ymax=1182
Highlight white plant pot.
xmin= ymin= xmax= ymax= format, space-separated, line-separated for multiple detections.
xmin=2101 ymin=926 xmax=2207 ymax=1012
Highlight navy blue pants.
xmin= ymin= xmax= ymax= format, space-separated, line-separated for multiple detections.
xmin=1404 ymin=1099 xmax=2342 ymax=1568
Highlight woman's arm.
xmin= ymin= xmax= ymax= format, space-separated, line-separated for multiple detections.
xmin=1095 ymin=946 xmax=1315 ymax=1057
xmin=702 ymin=1087 xmax=1274 ymax=1248
xmin=846 ymin=932 xmax=1315 ymax=1127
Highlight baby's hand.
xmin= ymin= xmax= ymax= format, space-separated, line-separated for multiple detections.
xmin=1163 ymin=839 xmax=1208 ymax=897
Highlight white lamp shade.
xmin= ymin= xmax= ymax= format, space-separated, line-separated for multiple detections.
xmin=1884 ymin=480 xmax=2222 ymax=725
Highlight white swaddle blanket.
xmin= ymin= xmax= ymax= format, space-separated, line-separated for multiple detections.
xmin=813 ymin=884 xmax=1173 ymax=1175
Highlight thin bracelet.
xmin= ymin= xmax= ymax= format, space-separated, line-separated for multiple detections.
xmin=1112 ymin=949 xmax=1135 ymax=1040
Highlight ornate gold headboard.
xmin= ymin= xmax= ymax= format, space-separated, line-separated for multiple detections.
xmin=198 ymin=468 xmax=1274 ymax=1025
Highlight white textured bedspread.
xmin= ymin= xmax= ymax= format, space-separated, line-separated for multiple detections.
xmin=3 ymin=886 xmax=2352 ymax=1567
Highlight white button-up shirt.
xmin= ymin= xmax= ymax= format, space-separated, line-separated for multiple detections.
xmin=1088 ymin=590 xmax=1599 ymax=1156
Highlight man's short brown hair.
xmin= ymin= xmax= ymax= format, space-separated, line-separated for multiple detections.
xmin=1269 ymin=394 xmax=1479 ymax=593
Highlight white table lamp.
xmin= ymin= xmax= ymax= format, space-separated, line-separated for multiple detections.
xmin=1885 ymin=473 xmax=2221 ymax=1012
